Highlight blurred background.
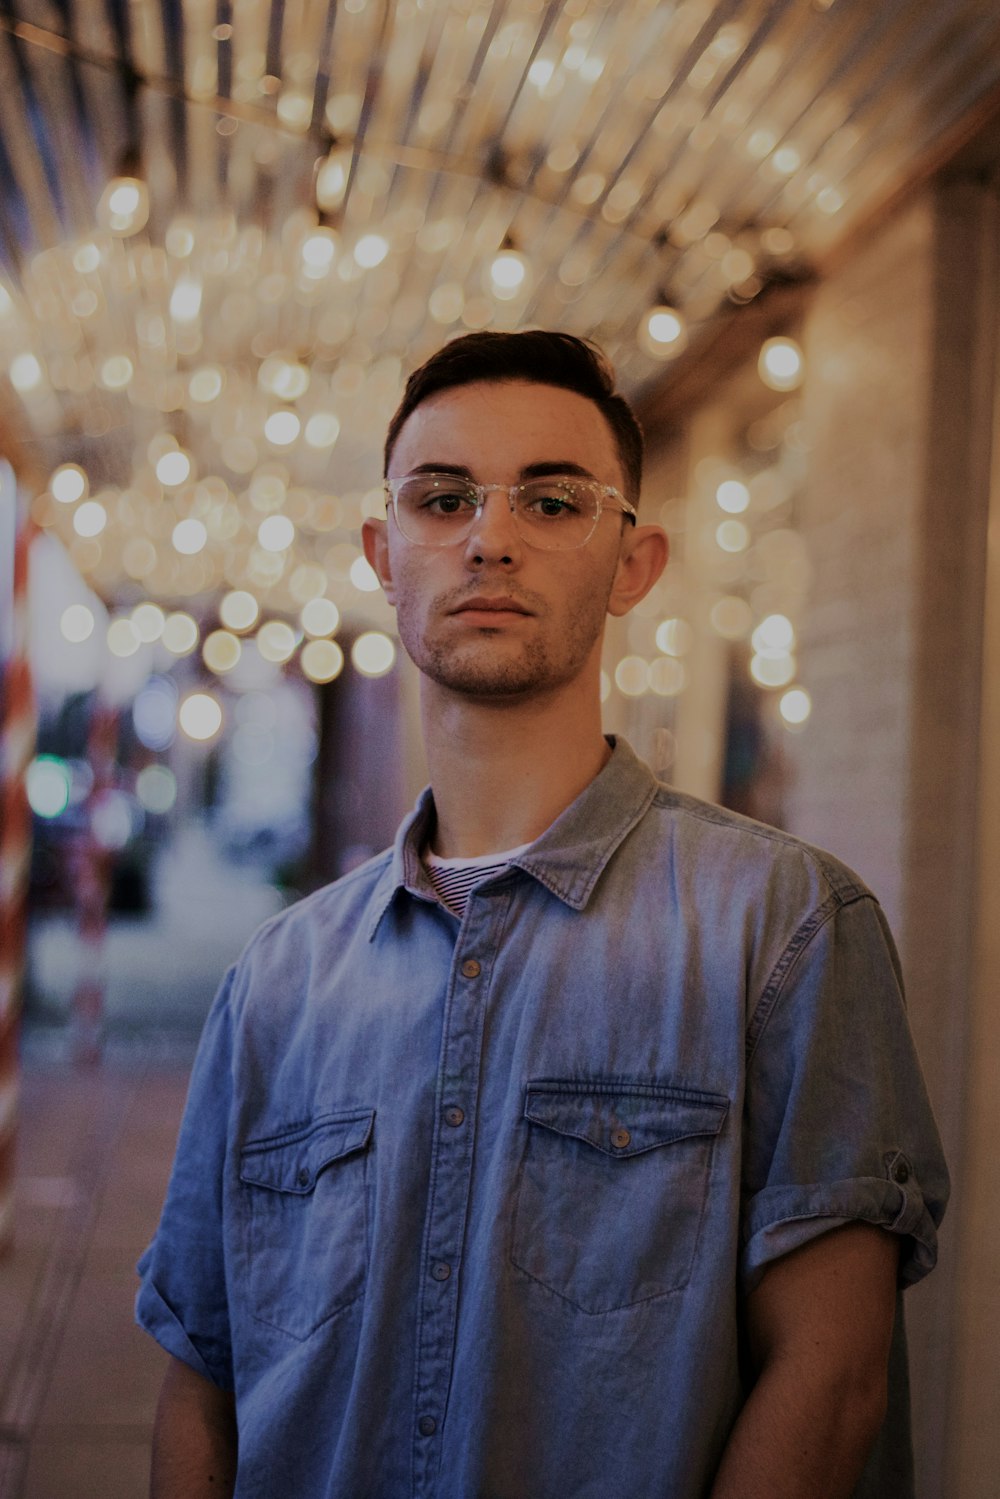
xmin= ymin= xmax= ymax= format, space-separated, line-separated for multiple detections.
xmin=0 ymin=1 xmax=998 ymax=1494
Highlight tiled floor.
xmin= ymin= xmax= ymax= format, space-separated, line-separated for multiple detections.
xmin=0 ymin=1048 xmax=194 ymax=1499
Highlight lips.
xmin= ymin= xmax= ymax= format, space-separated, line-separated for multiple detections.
xmin=450 ymin=596 xmax=532 ymax=616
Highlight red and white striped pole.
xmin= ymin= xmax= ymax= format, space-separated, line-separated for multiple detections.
xmin=0 ymin=461 xmax=36 ymax=1253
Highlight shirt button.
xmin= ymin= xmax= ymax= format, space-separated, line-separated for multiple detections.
xmin=892 ymin=1158 xmax=910 ymax=1184
xmin=431 ymin=1261 xmax=452 ymax=1281
xmin=418 ymin=1416 xmax=437 ymax=1437
xmin=297 ymin=1168 xmax=310 ymax=1186
xmin=444 ymin=1106 xmax=465 ymax=1127
xmin=460 ymin=958 xmax=481 ymax=979
xmin=610 ymin=1127 xmax=631 ymax=1149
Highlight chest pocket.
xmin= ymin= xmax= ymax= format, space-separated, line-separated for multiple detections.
xmin=239 ymin=1109 xmax=374 ymax=1340
xmin=511 ymin=1081 xmax=728 ymax=1314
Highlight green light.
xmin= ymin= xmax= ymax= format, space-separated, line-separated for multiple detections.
xmin=27 ymin=756 xmax=72 ymax=819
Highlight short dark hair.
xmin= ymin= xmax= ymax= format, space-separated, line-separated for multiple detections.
xmin=383 ymin=329 xmax=644 ymax=503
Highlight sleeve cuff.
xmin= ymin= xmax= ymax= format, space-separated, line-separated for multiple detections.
xmin=135 ymin=1252 xmax=234 ymax=1391
xmin=741 ymin=1167 xmax=939 ymax=1294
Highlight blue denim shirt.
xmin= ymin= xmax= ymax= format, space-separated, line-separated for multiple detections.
xmin=136 ymin=738 xmax=948 ymax=1499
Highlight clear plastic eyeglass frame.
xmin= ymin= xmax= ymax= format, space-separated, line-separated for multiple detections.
xmin=382 ymin=472 xmax=638 ymax=551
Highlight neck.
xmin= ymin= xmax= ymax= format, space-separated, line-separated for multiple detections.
xmin=420 ymin=672 xmax=610 ymax=858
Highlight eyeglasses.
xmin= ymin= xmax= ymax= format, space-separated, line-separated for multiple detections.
xmin=383 ymin=472 xmax=637 ymax=551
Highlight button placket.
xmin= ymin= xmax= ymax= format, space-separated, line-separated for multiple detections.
xmin=411 ymin=914 xmax=500 ymax=1494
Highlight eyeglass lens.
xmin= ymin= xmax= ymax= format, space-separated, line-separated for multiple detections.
xmin=392 ymin=475 xmax=604 ymax=550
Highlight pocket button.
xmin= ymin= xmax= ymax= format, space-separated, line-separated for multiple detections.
xmin=610 ymin=1127 xmax=631 ymax=1150
xmin=297 ymin=1167 xmax=310 ymax=1186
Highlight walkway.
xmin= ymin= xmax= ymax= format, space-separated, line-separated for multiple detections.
xmin=2 ymin=820 xmax=287 ymax=1497
xmin=0 ymin=1046 xmax=192 ymax=1499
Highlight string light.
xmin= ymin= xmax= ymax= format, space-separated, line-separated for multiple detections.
xmin=352 ymin=632 xmax=395 ymax=677
xmin=220 ymin=591 xmax=260 ymax=632
xmin=60 ymin=604 xmax=95 ymax=642
xmin=716 ymin=480 xmax=750 ymax=513
xmin=162 ymin=612 xmax=199 ymax=655
xmin=97 ymin=176 xmax=149 ymax=235
xmin=640 ymin=305 xmax=687 ymax=358
xmin=256 ymin=620 xmax=298 ymax=663
xmin=758 ymin=337 xmax=804 ymax=391
xmin=51 ymin=465 xmax=88 ymax=504
xmin=203 ymin=630 xmax=242 ymax=674
xmin=131 ymin=602 xmax=165 ymax=642
xmin=779 ymin=687 xmax=812 ymax=725
xmin=179 ymin=692 xmax=223 ymax=742
xmin=301 ymin=638 xmax=345 ymax=683
xmin=300 ymin=597 xmax=340 ymax=637
xmin=489 ymin=248 xmax=529 ymax=300
xmin=74 ymin=501 xmax=107 ymax=537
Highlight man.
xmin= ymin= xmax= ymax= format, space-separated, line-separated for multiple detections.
xmin=138 ymin=330 xmax=948 ymax=1499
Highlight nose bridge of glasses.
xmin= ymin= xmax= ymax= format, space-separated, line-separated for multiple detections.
xmin=467 ymin=482 xmax=522 ymax=529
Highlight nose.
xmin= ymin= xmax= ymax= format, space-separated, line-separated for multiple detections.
xmin=462 ymin=487 xmax=522 ymax=567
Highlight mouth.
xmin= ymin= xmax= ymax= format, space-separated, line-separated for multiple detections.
xmin=449 ymin=595 xmax=533 ymax=619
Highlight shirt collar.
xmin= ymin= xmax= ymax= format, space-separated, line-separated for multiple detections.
xmin=366 ymin=737 xmax=658 ymax=939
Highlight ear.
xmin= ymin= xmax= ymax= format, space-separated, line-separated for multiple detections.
xmin=607 ymin=524 xmax=669 ymax=618
xmin=362 ymin=516 xmax=396 ymax=606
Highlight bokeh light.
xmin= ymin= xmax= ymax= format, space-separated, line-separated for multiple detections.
xmin=107 ymin=618 xmax=141 ymax=657
xmin=300 ymin=597 xmax=340 ymax=637
xmin=27 ymin=756 xmax=72 ymax=818
xmin=655 ymin=618 xmax=693 ymax=657
xmin=136 ymin=764 xmax=178 ymax=814
xmin=716 ymin=480 xmax=750 ymax=514
xmin=614 ymin=656 xmax=649 ymax=697
xmin=162 ymin=612 xmax=199 ymax=655
xmin=60 ymin=604 xmax=95 ymax=643
xmin=131 ymin=602 xmax=166 ymax=642
xmin=203 ymin=629 xmax=242 ymax=674
xmin=779 ymin=687 xmax=812 ymax=725
xmin=758 ymin=337 xmax=804 ymax=391
xmin=220 ymin=590 xmax=260 ymax=632
xmin=173 ymin=518 xmax=208 ymax=554
xmin=257 ymin=620 xmax=298 ymax=663
xmin=51 ymin=464 xmax=88 ymax=504
xmin=133 ymin=676 xmax=178 ymax=750
xmin=179 ymin=691 xmax=223 ymax=742
xmin=73 ymin=501 xmax=107 ymax=538
xmin=301 ymin=638 xmax=345 ymax=683
xmin=351 ymin=631 xmax=395 ymax=677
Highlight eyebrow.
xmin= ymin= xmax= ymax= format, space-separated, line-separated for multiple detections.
xmin=404 ymin=460 xmax=601 ymax=482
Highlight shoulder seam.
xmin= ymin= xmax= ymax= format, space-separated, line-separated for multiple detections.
xmin=745 ymin=888 xmax=878 ymax=1061
xmin=239 ymin=848 xmax=395 ymax=954
xmin=649 ymin=787 xmax=869 ymax=902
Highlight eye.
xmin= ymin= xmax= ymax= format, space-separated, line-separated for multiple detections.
xmin=521 ymin=481 xmax=586 ymax=519
xmin=404 ymin=478 xmax=477 ymax=516
xmin=425 ymin=489 xmax=470 ymax=516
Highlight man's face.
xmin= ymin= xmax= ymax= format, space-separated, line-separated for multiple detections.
xmin=364 ymin=380 xmax=635 ymax=702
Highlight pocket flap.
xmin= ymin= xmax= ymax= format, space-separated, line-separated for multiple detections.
xmin=524 ymin=1082 xmax=727 ymax=1158
xmin=239 ymin=1110 xmax=375 ymax=1193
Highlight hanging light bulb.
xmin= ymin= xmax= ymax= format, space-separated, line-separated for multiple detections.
xmin=758 ymin=337 xmax=804 ymax=391
xmin=316 ymin=148 xmax=350 ymax=212
xmin=97 ymin=176 xmax=150 ymax=236
xmin=640 ymin=304 xmax=687 ymax=359
xmin=488 ymin=245 xmax=529 ymax=301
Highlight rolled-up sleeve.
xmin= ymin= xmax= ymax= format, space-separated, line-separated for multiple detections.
xmin=135 ymin=968 xmax=237 ymax=1389
xmin=741 ymin=893 xmax=949 ymax=1293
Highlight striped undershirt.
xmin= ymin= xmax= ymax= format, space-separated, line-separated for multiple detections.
xmin=424 ymin=842 xmax=531 ymax=919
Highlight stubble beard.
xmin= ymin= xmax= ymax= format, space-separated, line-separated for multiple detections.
xmin=397 ymin=580 xmax=613 ymax=702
